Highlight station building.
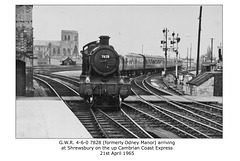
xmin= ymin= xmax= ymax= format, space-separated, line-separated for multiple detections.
xmin=33 ymin=30 xmax=81 ymax=66
xmin=185 ymin=71 xmax=222 ymax=97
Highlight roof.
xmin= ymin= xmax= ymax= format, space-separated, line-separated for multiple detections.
xmin=61 ymin=57 xmax=71 ymax=61
xmin=61 ymin=57 xmax=75 ymax=62
xmin=187 ymin=71 xmax=222 ymax=86
xmin=187 ymin=72 xmax=211 ymax=86
xmin=61 ymin=30 xmax=78 ymax=34
xmin=125 ymin=53 xmax=143 ymax=58
xmin=126 ymin=53 xmax=164 ymax=59
xmin=34 ymin=40 xmax=60 ymax=46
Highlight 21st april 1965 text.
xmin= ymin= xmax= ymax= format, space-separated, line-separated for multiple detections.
xmin=59 ymin=140 xmax=175 ymax=156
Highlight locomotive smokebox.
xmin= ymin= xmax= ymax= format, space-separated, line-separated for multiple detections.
xmin=99 ymin=36 xmax=110 ymax=45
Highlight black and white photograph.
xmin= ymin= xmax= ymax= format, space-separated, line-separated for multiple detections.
xmin=2 ymin=1 xmax=239 ymax=160
xmin=16 ymin=4 xmax=223 ymax=139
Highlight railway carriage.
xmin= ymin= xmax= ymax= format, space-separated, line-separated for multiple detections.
xmin=121 ymin=53 xmax=145 ymax=75
xmin=120 ymin=53 xmax=182 ymax=76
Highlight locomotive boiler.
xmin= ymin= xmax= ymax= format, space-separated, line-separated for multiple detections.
xmin=79 ymin=36 xmax=131 ymax=109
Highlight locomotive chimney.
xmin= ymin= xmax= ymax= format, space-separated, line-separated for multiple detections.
xmin=99 ymin=36 xmax=110 ymax=45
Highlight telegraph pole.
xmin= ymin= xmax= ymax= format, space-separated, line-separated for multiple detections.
xmin=196 ymin=6 xmax=202 ymax=75
xmin=187 ymin=47 xmax=189 ymax=71
xmin=164 ymin=28 xmax=168 ymax=74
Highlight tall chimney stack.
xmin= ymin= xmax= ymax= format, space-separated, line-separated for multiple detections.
xmin=99 ymin=36 xmax=110 ymax=45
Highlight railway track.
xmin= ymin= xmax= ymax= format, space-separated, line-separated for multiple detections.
xmin=131 ymin=74 xmax=223 ymax=138
xmin=143 ymin=74 xmax=223 ymax=117
xmin=69 ymin=101 xmax=153 ymax=138
xmin=67 ymin=101 xmax=106 ymax=138
xmin=143 ymin=78 xmax=223 ymax=129
xmin=149 ymin=74 xmax=223 ymax=109
xmin=131 ymin=75 xmax=154 ymax=95
xmin=121 ymin=102 xmax=195 ymax=138
xmin=132 ymin=75 xmax=170 ymax=96
xmin=172 ymin=101 xmax=222 ymax=124
xmin=149 ymin=74 xmax=184 ymax=95
xmin=36 ymin=73 xmax=80 ymax=91
xmin=33 ymin=74 xmax=153 ymax=138
xmin=101 ymin=108 xmax=153 ymax=138
xmin=33 ymin=74 xmax=79 ymax=97
xmin=34 ymin=73 xmax=223 ymax=138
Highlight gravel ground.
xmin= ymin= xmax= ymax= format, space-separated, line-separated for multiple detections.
xmin=33 ymin=79 xmax=56 ymax=97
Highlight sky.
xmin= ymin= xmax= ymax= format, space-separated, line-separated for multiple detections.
xmin=32 ymin=5 xmax=222 ymax=61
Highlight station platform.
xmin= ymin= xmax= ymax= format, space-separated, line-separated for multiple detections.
xmin=125 ymin=95 xmax=222 ymax=104
xmin=16 ymin=97 xmax=92 ymax=138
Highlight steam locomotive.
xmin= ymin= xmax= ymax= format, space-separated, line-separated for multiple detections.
xmin=79 ymin=36 xmax=182 ymax=109
xmin=79 ymin=36 xmax=131 ymax=109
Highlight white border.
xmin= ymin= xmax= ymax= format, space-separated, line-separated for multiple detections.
xmin=1 ymin=0 xmax=239 ymax=160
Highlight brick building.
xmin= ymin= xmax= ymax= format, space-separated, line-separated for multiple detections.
xmin=185 ymin=71 xmax=222 ymax=96
xmin=16 ymin=5 xmax=34 ymax=96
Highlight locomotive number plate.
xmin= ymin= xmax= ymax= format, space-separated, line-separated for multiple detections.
xmin=101 ymin=54 xmax=110 ymax=59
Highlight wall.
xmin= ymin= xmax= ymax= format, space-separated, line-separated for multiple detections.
xmin=187 ymin=77 xmax=214 ymax=97
xmin=214 ymin=73 xmax=222 ymax=96
xmin=16 ymin=60 xmax=26 ymax=96
xmin=16 ymin=5 xmax=34 ymax=96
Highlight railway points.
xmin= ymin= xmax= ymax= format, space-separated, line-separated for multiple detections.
xmin=24 ymin=69 xmax=222 ymax=138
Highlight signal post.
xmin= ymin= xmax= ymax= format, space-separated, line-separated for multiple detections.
xmin=161 ymin=29 xmax=180 ymax=78
xmin=161 ymin=28 xmax=169 ymax=75
xmin=171 ymin=32 xmax=180 ymax=79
